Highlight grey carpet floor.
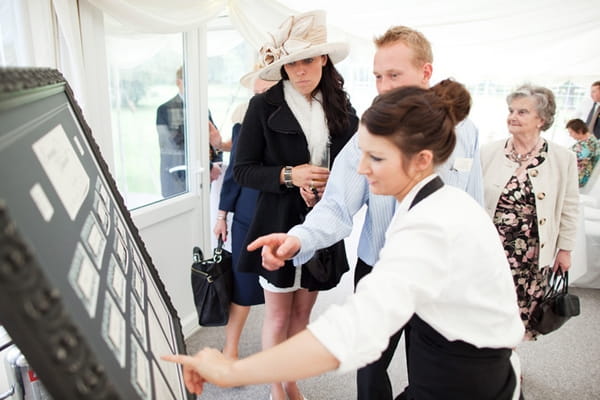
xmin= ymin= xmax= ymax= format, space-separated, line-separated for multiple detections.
xmin=186 ymin=270 xmax=600 ymax=400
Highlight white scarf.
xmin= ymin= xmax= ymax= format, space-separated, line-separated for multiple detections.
xmin=283 ymin=80 xmax=330 ymax=166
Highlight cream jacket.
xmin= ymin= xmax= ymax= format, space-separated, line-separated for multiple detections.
xmin=481 ymin=139 xmax=579 ymax=268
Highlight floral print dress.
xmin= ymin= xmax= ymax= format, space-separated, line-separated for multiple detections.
xmin=493 ymin=141 xmax=550 ymax=340
xmin=571 ymin=135 xmax=600 ymax=187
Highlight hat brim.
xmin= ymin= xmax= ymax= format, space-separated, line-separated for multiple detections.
xmin=258 ymin=42 xmax=349 ymax=81
xmin=240 ymin=70 xmax=260 ymax=89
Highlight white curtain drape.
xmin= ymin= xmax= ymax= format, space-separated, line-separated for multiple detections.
xmin=53 ymin=0 xmax=88 ymax=108
xmin=0 ymin=0 xmax=56 ymax=68
xmin=0 ymin=0 xmax=90 ymax=109
xmin=87 ymin=0 xmax=298 ymax=49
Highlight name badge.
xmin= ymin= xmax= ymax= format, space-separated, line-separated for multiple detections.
xmin=453 ymin=157 xmax=473 ymax=172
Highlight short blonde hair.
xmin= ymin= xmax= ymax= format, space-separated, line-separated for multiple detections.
xmin=374 ymin=26 xmax=433 ymax=69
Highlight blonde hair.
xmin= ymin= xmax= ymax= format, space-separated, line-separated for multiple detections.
xmin=374 ymin=26 xmax=433 ymax=69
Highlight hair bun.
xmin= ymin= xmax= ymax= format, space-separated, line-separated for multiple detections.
xmin=430 ymin=79 xmax=471 ymax=124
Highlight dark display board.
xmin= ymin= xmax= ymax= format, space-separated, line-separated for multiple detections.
xmin=0 ymin=68 xmax=191 ymax=400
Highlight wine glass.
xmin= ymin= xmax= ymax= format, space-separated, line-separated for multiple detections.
xmin=311 ymin=142 xmax=330 ymax=199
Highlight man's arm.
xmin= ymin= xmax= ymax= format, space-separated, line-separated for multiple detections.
xmin=289 ymin=134 xmax=369 ymax=264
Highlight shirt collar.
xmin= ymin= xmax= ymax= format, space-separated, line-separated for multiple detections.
xmin=395 ymin=173 xmax=439 ymax=214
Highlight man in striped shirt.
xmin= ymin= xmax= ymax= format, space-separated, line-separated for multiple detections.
xmin=252 ymin=26 xmax=483 ymax=400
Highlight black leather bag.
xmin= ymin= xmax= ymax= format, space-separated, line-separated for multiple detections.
xmin=302 ymin=240 xmax=349 ymax=291
xmin=191 ymin=238 xmax=233 ymax=326
xmin=530 ymin=270 xmax=580 ymax=335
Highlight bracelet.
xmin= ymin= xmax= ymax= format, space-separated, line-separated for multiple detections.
xmin=283 ymin=166 xmax=294 ymax=188
xmin=216 ymin=214 xmax=226 ymax=220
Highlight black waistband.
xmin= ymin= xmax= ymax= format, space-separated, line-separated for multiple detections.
xmin=408 ymin=314 xmax=511 ymax=359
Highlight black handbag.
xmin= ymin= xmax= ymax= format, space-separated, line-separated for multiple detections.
xmin=191 ymin=238 xmax=233 ymax=326
xmin=302 ymin=240 xmax=349 ymax=291
xmin=530 ymin=270 xmax=581 ymax=335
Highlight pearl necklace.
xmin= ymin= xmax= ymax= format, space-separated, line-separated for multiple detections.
xmin=508 ymin=138 xmax=541 ymax=164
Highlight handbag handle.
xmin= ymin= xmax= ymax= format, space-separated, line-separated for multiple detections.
xmin=213 ymin=236 xmax=225 ymax=263
xmin=193 ymin=246 xmax=203 ymax=263
xmin=543 ymin=269 xmax=569 ymax=301
xmin=191 ymin=237 xmax=227 ymax=282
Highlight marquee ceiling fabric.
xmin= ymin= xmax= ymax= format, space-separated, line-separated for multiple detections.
xmin=86 ymin=0 xmax=600 ymax=82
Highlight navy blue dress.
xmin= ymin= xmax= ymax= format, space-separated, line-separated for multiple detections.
xmin=219 ymin=122 xmax=265 ymax=306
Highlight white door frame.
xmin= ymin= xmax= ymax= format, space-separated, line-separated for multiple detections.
xmin=79 ymin=6 xmax=211 ymax=337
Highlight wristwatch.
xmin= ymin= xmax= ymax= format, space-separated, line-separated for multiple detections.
xmin=283 ymin=166 xmax=294 ymax=188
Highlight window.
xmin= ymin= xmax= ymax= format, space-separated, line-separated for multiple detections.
xmin=105 ymin=33 xmax=185 ymax=209
xmin=206 ymin=23 xmax=255 ymax=167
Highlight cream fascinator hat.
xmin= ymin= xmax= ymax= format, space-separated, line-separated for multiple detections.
xmin=258 ymin=10 xmax=349 ymax=81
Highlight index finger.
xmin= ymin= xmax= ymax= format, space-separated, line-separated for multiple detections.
xmin=161 ymin=354 xmax=196 ymax=367
xmin=247 ymin=236 xmax=269 ymax=251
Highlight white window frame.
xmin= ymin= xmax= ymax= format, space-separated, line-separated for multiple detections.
xmin=78 ymin=3 xmax=212 ymax=253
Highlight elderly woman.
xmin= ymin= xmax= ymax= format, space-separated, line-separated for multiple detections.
xmin=481 ymin=84 xmax=579 ymax=341
xmin=566 ymin=118 xmax=600 ymax=188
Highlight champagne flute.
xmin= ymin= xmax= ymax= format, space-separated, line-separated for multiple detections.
xmin=317 ymin=141 xmax=330 ymax=170
xmin=312 ymin=142 xmax=330 ymax=199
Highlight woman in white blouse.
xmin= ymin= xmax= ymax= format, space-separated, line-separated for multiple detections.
xmin=163 ymin=80 xmax=524 ymax=399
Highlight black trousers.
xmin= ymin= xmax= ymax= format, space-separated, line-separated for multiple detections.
xmin=395 ymin=315 xmax=519 ymax=400
xmin=355 ymin=259 xmax=404 ymax=400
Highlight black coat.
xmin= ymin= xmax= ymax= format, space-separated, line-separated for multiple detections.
xmin=233 ymin=81 xmax=358 ymax=288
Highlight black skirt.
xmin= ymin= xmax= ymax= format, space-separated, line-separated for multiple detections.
xmin=398 ymin=315 xmax=519 ymax=400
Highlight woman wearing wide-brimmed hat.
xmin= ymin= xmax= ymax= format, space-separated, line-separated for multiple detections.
xmin=231 ymin=10 xmax=358 ymax=400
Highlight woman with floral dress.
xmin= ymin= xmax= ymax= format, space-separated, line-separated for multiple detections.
xmin=566 ymin=118 xmax=600 ymax=188
xmin=481 ymin=84 xmax=579 ymax=341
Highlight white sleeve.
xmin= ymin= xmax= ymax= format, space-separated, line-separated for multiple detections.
xmin=307 ymin=215 xmax=448 ymax=373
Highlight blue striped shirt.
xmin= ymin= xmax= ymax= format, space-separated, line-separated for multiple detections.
xmin=290 ymin=118 xmax=483 ymax=267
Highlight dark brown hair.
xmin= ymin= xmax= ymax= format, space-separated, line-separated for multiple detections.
xmin=566 ymin=118 xmax=589 ymax=134
xmin=280 ymin=56 xmax=352 ymax=135
xmin=361 ymin=79 xmax=471 ymax=167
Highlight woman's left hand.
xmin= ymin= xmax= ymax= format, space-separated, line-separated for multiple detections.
xmin=299 ymin=186 xmax=323 ymax=207
xmin=162 ymin=348 xmax=235 ymax=393
xmin=553 ymin=249 xmax=571 ymax=273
